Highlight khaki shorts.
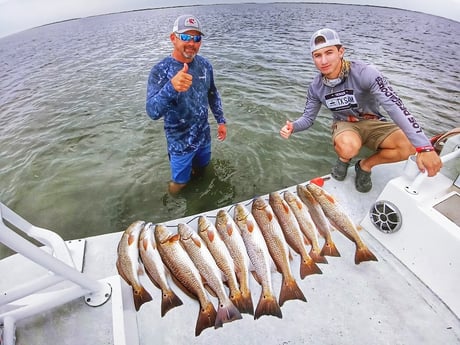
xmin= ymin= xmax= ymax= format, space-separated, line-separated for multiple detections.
xmin=331 ymin=120 xmax=400 ymax=151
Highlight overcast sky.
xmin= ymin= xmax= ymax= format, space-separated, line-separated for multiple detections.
xmin=0 ymin=0 xmax=459 ymax=39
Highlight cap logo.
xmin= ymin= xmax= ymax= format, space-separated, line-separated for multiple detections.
xmin=186 ymin=18 xmax=196 ymax=26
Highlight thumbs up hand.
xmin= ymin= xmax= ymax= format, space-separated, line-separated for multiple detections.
xmin=171 ymin=63 xmax=193 ymax=92
xmin=280 ymin=120 xmax=294 ymax=139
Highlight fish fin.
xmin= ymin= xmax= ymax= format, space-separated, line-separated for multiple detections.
xmin=226 ymin=222 xmax=233 ymax=236
xmin=168 ymin=233 xmax=181 ymax=243
xmin=128 ymin=233 xmax=136 ymax=246
xmin=160 ymin=289 xmax=183 ymax=317
xmin=247 ymin=219 xmax=255 ymax=233
xmin=282 ymin=200 xmax=290 ymax=214
xmin=207 ymin=229 xmax=215 ymax=242
xmin=195 ymin=301 xmax=217 ymax=336
xmin=132 ymin=286 xmax=153 ymax=311
xmin=320 ymin=239 xmax=341 ymax=257
xmin=309 ymin=248 xmax=328 ymax=264
xmin=254 ymin=291 xmax=282 ymax=320
xmin=266 ymin=208 xmax=274 ymax=221
xmin=299 ymin=255 xmax=323 ymax=279
xmin=237 ymin=290 xmax=254 ymax=315
xmin=355 ymin=245 xmax=378 ymax=264
xmin=215 ymin=299 xmax=242 ymax=328
xmin=278 ymin=276 xmax=307 ymax=307
xmin=356 ymin=224 xmax=363 ymax=231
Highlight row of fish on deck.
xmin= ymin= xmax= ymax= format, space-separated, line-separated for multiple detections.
xmin=116 ymin=182 xmax=378 ymax=336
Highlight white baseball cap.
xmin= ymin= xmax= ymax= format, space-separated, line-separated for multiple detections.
xmin=310 ymin=28 xmax=341 ymax=53
xmin=173 ymin=15 xmax=205 ymax=35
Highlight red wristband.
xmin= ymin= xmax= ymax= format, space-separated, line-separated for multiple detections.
xmin=416 ymin=146 xmax=434 ymax=153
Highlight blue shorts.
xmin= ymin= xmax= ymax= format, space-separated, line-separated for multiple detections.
xmin=169 ymin=144 xmax=211 ymax=184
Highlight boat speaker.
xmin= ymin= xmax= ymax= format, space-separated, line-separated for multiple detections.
xmin=369 ymin=200 xmax=402 ymax=233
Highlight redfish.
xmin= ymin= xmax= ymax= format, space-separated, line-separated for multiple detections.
xmin=283 ymin=191 xmax=328 ymax=264
xmin=268 ymin=192 xmax=322 ymax=279
xmin=116 ymin=220 xmax=152 ymax=311
xmin=139 ymin=222 xmax=183 ymax=317
xmin=306 ymin=183 xmax=378 ymax=264
xmin=198 ymin=215 xmax=252 ymax=315
xmin=234 ymin=203 xmax=282 ymax=320
xmin=297 ymin=184 xmax=341 ymax=257
xmin=252 ymin=197 xmax=307 ymax=307
xmin=178 ymin=223 xmax=242 ymax=328
xmin=215 ymin=209 xmax=254 ymax=315
xmin=154 ymin=224 xmax=216 ymax=336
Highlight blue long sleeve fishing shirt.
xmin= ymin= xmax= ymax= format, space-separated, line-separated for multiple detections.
xmin=292 ymin=60 xmax=431 ymax=148
xmin=146 ymin=55 xmax=226 ymax=156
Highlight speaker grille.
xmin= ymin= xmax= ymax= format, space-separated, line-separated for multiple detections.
xmin=369 ymin=200 xmax=402 ymax=233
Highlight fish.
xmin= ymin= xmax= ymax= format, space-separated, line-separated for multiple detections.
xmin=139 ymin=222 xmax=183 ymax=317
xmin=251 ymin=197 xmax=307 ymax=307
xmin=178 ymin=223 xmax=242 ymax=328
xmin=198 ymin=215 xmax=252 ymax=315
xmin=306 ymin=183 xmax=378 ymax=264
xmin=297 ymin=184 xmax=341 ymax=257
xmin=283 ymin=191 xmax=328 ymax=264
xmin=268 ymin=192 xmax=322 ymax=279
xmin=215 ymin=209 xmax=254 ymax=315
xmin=234 ymin=203 xmax=282 ymax=320
xmin=154 ymin=223 xmax=217 ymax=336
xmin=116 ymin=220 xmax=153 ymax=311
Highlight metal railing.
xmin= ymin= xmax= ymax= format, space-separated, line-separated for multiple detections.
xmin=0 ymin=202 xmax=112 ymax=345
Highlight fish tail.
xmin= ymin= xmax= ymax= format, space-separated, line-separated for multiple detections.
xmin=278 ymin=276 xmax=307 ymax=307
xmin=215 ymin=299 xmax=242 ymax=328
xmin=230 ymin=289 xmax=254 ymax=315
xmin=195 ymin=301 xmax=217 ymax=336
xmin=242 ymin=290 xmax=255 ymax=315
xmin=132 ymin=286 xmax=153 ymax=311
xmin=309 ymin=248 xmax=329 ymax=264
xmin=160 ymin=289 xmax=184 ymax=317
xmin=355 ymin=245 xmax=378 ymax=264
xmin=320 ymin=239 xmax=341 ymax=257
xmin=254 ymin=291 xmax=282 ymax=320
xmin=299 ymin=255 xmax=323 ymax=279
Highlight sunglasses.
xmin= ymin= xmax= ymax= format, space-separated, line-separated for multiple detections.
xmin=175 ymin=33 xmax=202 ymax=43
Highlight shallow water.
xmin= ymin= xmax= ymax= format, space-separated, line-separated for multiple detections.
xmin=1 ymin=3 xmax=459 ymax=258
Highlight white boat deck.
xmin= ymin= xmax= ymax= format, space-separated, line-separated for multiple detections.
xmin=1 ymin=140 xmax=460 ymax=344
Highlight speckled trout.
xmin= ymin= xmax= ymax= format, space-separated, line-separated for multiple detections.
xmin=252 ymin=197 xmax=307 ymax=307
xmin=268 ymin=192 xmax=322 ymax=279
xmin=306 ymin=183 xmax=378 ymax=264
xmin=283 ymin=191 xmax=328 ymax=264
xmin=154 ymin=224 xmax=216 ymax=336
xmin=198 ymin=215 xmax=252 ymax=315
xmin=116 ymin=220 xmax=152 ymax=311
xmin=234 ymin=203 xmax=282 ymax=320
xmin=215 ymin=209 xmax=254 ymax=316
xmin=178 ymin=223 xmax=242 ymax=328
xmin=297 ymin=184 xmax=341 ymax=257
xmin=139 ymin=222 xmax=183 ymax=317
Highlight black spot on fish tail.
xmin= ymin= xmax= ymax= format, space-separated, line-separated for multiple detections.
xmin=254 ymin=292 xmax=282 ymax=320
xmin=160 ymin=289 xmax=183 ymax=317
xmin=195 ymin=301 xmax=217 ymax=336
xmin=278 ymin=277 xmax=307 ymax=307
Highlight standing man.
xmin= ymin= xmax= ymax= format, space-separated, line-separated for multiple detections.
xmin=279 ymin=28 xmax=441 ymax=192
xmin=146 ymin=15 xmax=227 ymax=194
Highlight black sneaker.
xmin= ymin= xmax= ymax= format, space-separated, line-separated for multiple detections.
xmin=331 ymin=159 xmax=350 ymax=181
xmin=355 ymin=160 xmax=372 ymax=193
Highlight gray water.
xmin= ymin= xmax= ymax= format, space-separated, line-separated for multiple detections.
xmin=1 ymin=3 xmax=459 ymax=259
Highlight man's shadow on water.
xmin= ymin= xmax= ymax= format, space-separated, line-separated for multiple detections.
xmin=161 ymin=158 xmax=237 ymax=219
